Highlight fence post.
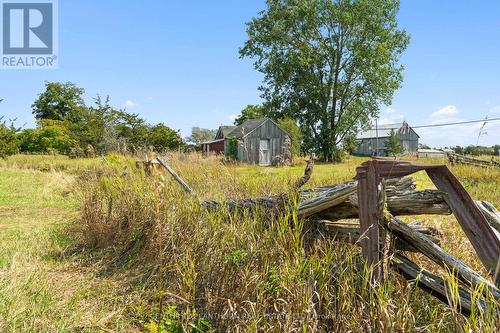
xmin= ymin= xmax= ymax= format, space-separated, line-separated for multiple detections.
xmin=356 ymin=160 xmax=384 ymax=283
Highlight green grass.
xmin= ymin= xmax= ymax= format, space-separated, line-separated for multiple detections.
xmin=0 ymin=167 xmax=138 ymax=332
xmin=0 ymin=154 xmax=103 ymax=174
xmin=0 ymin=153 xmax=499 ymax=332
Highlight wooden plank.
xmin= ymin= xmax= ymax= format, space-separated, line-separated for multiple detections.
xmin=315 ymin=189 xmax=451 ymax=220
xmin=448 ymin=153 xmax=500 ymax=168
xmin=390 ymin=253 xmax=483 ymax=315
xmin=426 ymin=167 xmax=500 ymax=283
xmin=476 ymin=200 xmax=500 ymax=234
xmin=203 ymin=177 xmax=417 ymax=216
xmin=297 ymin=182 xmax=357 ymax=217
xmin=156 ymin=157 xmax=195 ymax=195
xmin=320 ymin=220 xmax=442 ymax=251
xmin=387 ymin=216 xmax=500 ymax=299
xmin=356 ymin=160 xmax=383 ymax=282
xmin=361 ymin=158 xmax=500 ymax=283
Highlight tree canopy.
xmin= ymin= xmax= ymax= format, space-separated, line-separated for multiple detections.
xmin=385 ymin=129 xmax=404 ymax=157
xmin=240 ymin=0 xmax=409 ymax=161
xmin=0 ymin=116 xmax=20 ymax=158
xmin=276 ymin=118 xmax=303 ymax=157
xmin=148 ymin=123 xmax=183 ymax=151
xmin=32 ymin=82 xmax=86 ymax=122
xmin=186 ymin=127 xmax=217 ymax=145
xmin=234 ymin=105 xmax=267 ymax=126
xmin=6 ymin=82 xmax=185 ymax=157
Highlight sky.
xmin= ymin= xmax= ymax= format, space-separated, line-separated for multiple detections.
xmin=1 ymin=0 xmax=499 ymax=148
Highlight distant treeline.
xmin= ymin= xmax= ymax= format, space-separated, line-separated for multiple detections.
xmin=451 ymin=145 xmax=500 ymax=157
xmin=0 ymin=82 xmax=184 ymax=158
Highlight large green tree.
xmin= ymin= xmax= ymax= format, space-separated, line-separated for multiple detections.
xmin=25 ymin=82 xmax=185 ymax=155
xmin=32 ymin=82 xmax=86 ymax=122
xmin=240 ymin=0 xmax=409 ymax=161
xmin=276 ymin=118 xmax=303 ymax=156
xmin=234 ymin=104 xmax=267 ymax=126
xmin=148 ymin=123 xmax=183 ymax=151
xmin=186 ymin=127 xmax=217 ymax=145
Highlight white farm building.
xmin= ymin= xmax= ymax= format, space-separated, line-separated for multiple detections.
xmin=353 ymin=122 xmax=419 ymax=156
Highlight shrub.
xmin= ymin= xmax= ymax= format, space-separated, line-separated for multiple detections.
xmin=226 ymin=137 xmax=238 ymax=160
xmin=0 ymin=117 xmax=20 ymax=158
xmin=17 ymin=120 xmax=77 ymax=154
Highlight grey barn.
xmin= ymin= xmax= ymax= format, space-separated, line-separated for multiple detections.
xmin=353 ymin=122 xmax=419 ymax=156
xmin=202 ymin=118 xmax=291 ymax=165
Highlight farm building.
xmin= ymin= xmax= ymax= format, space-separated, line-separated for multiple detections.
xmin=200 ymin=125 xmax=236 ymax=155
xmin=353 ymin=122 xmax=419 ymax=156
xmin=417 ymin=149 xmax=448 ymax=158
xmin=201 ymin=118 xmax=291 ymax=166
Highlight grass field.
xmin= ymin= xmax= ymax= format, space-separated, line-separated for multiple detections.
xmin=0 ymin=166 xmax=142 ymax=332
xmin=0 ymin=153 xmax=498 ymax=332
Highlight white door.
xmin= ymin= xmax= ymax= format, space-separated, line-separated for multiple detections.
xmin=259 ymin=139 xmax=271 ymax=165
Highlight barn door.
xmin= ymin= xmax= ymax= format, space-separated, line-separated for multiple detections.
xmin=259 ymin=139 xmax=271 ymax=166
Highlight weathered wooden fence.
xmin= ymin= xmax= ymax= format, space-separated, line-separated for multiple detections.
xmin=448 ymin=152 xmax=500 ymax=168
xmin=151 ymin=156 xmax=500 ymax=315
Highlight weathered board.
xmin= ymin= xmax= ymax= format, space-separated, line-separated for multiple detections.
xmin=237 ymin=119 xmax=290 ymax=165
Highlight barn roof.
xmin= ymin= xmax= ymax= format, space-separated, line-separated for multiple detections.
xmin=418 ymin=149 xmax=445 ymax=154
xmin=227 ymin=118 xmax=269 ymax=139
xmin=201 ymin=138 xmax=224 ymax=145
xmin=219 ymin=126 xmax=237 ymax=137
xmin=357 ymin=122 xmax=419 ymax=139
xmin=214 ymin=125 xmax=237 ymax=139
xmin=357 ymin=127 xmax=398 ymax=139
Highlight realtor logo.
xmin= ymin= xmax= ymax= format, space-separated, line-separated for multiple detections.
xmin=1 ymin=0 xmax=58 ymax=69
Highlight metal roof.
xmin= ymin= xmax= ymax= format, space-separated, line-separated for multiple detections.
xmin=200 ymin=138 xmax=224 ymax=145
xmin=219 ymin=126 xmax=237 ymax=137
xmin=418 ymin=149 xmax=445 ymax=154
xmin=357 ymin=122 xmax=419 ymax=139
xmin=227 ymin=118 xmax=268 ymax=139
xmin=357 ymin=127 xmax=399 ymax=139
xmin=214 ymin=125 xmax=237 ymax=140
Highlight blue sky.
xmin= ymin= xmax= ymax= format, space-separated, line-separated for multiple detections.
xmin=1 ymin=0 xmax=499 ymax=147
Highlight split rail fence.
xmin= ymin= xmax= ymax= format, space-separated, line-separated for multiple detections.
xmin=147 ymin=156 xmax=500 ymax=315
xmin=448 ymin=152 xmax=500 ymax=168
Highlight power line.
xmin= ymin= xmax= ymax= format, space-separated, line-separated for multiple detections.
xmin=369 ymin=117 xmax=500 ymax=130
xmin=413 ymin=118 xmax=499 ymax=129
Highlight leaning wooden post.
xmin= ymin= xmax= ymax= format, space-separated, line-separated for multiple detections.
xmin=156 ymin=157 xmax=195 ymax=195
xmin=356 ymin=160 xmax=384 ymax=283
xmin=426 ymin=167 xmax=500 ymax=286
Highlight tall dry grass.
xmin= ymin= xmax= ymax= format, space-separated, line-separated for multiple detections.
xmin=70 ymin=153 xmax=499 ymax=332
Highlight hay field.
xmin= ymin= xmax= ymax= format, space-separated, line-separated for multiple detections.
xmin=0 ymin=153 xmax=498 ymax=332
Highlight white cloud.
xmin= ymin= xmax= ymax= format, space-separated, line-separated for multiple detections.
xmin=378 ymin=107 xmax=405 ymax=125
xmin=489 ymin=105 xmax=500 ymax=114
xmin=123 ymin=100 xmax=138 ymax=108
xmin=228 ymin=114 xmax=238 ymax=121
xmin=431 ymin=105 xmax=458 ymax=119
xmin=414 ymin=104 xmax=500 ymax=148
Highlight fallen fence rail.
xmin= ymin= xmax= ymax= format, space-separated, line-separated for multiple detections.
xmin=151 ymin=155 xmax=500 ymax=315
